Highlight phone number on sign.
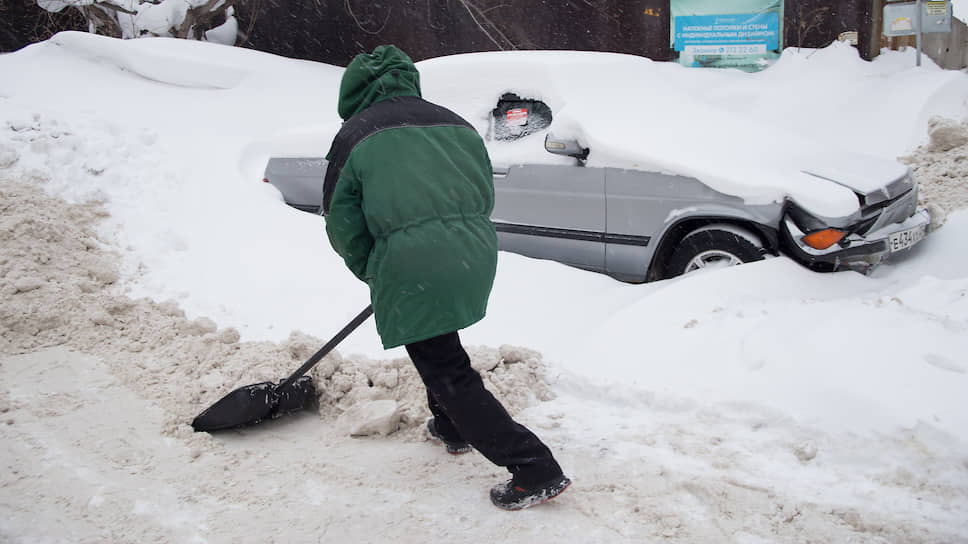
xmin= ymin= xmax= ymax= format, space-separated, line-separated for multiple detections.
xmin=684 ymin=44 xmax=768 ymax=55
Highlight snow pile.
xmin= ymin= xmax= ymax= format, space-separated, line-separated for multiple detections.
xmin=319 ymin=344 xmax=552 ymax=439
xmin=0 ymin=110 xmax=161 ymax=206
xmin=0 ymin=180 xmax=552 ymax=441
xmin=902 ymin=116 xmax=968 ymax=219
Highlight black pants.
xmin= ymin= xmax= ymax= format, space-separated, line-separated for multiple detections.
xmin=405 ymin=332 xmax=563 ymax=486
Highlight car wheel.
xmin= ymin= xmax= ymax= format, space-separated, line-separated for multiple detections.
xmin=666 ymin=225 xmax=765 ymax=278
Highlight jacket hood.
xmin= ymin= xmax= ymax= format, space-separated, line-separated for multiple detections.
xmin=337 ymin=45 xmax=421 ymax=121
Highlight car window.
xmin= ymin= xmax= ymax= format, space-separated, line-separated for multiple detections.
xmin=490 ymin=93 xmax=552 ymax=141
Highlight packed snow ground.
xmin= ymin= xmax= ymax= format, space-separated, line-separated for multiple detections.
xmin=1 ymin=33 xmax=967 ymax=542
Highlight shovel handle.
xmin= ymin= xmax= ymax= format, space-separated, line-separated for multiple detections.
xmin=277 ymin=305 xmax=374 ymax=391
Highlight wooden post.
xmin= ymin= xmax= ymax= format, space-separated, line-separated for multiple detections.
xmin=916 ymin=0 xmax=923 ymax=65
xmin=868 ymin=0 xmax=885 ymax=60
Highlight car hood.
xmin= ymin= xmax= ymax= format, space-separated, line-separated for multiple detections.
xmin=801 ymin=152 xmax=912 ymax=207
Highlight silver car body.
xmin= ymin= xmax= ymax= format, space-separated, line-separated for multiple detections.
xmin=262 ymin=52 xmax=930 ymax=282
xmin=489 ymin=163 xmax=785 ymax=282
xmin=264 ymin=151 xmax=927 ymax=282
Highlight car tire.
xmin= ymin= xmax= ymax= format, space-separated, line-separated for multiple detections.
xmin=666 ymin=226 xmax=765 ymax=278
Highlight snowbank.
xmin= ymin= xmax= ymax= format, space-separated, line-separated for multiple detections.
xmin=903 ymin=116 xmax=968 ymax=220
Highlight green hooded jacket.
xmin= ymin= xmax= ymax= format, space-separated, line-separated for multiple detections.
xmin=323 ymin=45 xmax=498 ymax=349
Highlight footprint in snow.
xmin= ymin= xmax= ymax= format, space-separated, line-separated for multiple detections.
xmin=922 ymin=353 xmax=965 ymax=374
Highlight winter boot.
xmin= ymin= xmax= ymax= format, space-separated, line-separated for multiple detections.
xmin=489 ymin=474 xmax=571 ymax=510
xmin=426 ymin=418 xmax=472 ymax=455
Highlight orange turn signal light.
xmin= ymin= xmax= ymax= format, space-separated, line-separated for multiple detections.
xmin=263 ymin=178 xmax=269 ymax=183
xmin=802 ymin=228 xmax=846 ymax=250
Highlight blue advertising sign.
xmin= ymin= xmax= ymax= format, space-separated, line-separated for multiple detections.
xmin=674 ymin=12 xmax=780 ymax=53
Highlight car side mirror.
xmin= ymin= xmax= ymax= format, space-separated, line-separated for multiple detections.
xmin=544 ymin=134 xmax=589 ymax=162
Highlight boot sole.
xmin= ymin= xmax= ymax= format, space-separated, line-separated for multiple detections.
xmin=426 ymin=435 xmax=472 ymax=455
xmin=493 ymin=479 xmax=572 ymax=511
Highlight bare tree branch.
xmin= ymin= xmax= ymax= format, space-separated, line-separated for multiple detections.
xmin=175 ymin=0 xmax=237 ymax=40
xmin=797 ymin=5 xmax=832 ymax=49
xmin=91 ymin=1 xmax=137 ymax=16
xmin=458 ymin=0 xmax=516 ymax=50
xmin=479 ymin=3 xmax=509 ymax=16
xmin=238 ymin=0 xmax=260 ymax=46
xmin=568 ymin=0 xmax=622 ymax=25
xmin=2 ymin=1 xmax=87 ymax=47
xmin=79 ymin=3 xmax=123 ymax=36
xmin=344 ymin=0 xmax=391 ymax=36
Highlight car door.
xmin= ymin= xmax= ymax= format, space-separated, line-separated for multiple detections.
xmin=604 ymin=168 xmax=783 ymax=282
xmin=603 ymin=168 xmax=680 ymax=281
xmin=491 ymin=164 xmax=606 ymax=273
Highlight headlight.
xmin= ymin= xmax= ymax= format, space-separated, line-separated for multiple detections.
xmin=801 ymin=228 xmax=846 ymax=250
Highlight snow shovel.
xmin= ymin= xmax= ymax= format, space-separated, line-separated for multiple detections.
xmin=191 ymin=305 xmax=373 ymax=432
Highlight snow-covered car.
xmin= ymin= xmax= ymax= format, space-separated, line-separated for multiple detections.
xmin=263 ymin=51 xmax=931 ymax=282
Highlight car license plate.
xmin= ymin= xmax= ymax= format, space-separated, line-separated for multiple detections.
xmin=889 ymin=224 xmax=926 ymax=252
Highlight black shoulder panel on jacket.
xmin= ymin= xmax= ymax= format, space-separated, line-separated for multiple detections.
xmin=322 ymin=96 xmax=476 ymax=215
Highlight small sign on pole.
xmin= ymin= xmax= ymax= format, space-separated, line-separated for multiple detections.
xmin=926 ymin=1 xmax=949 ymax=15
xmin=883 ymin=0 xmax=952 ymax=66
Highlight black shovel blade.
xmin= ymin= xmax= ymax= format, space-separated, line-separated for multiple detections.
xmin=191 ymin=376 xmax=317 ymax=432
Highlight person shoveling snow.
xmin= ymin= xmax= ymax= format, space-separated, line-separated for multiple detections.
xmin=321 ymin=45 xmax=570 ymax=510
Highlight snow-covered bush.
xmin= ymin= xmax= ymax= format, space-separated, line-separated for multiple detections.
xmin=35 ymin=0 xmax=239 ymax=45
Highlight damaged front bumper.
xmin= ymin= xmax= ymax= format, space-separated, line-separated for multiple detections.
xmin=782 ymin=207 xmax=932 ymax=274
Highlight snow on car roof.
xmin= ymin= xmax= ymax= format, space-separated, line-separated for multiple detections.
xmin=417 ymin=49 xmax=912 ymax=218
